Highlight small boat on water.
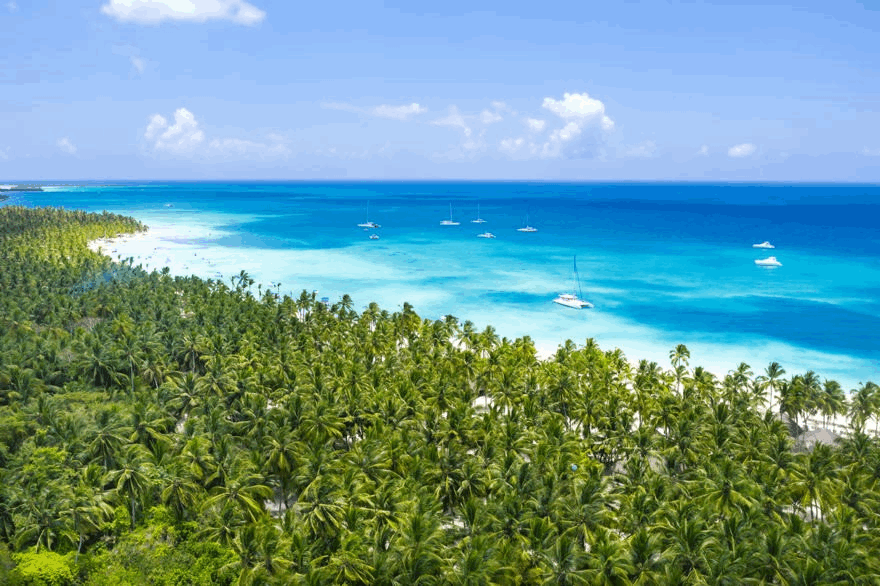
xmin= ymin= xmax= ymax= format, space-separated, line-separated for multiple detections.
xmin=753 ymin=241 xmax=775 ymax=249
xmin=755 ymin=256 xmax=782 ymax=267
xmin=440 ymin=204 xmax=460 ymax=226
xmin=471 ymin=203 xmax=487 ymax=224
xmin=517 ymin=214 xmax=537 ymax=232
xmin=477 ymin=232 xmax=496 ymax=239
xmin=357 ymin=202 xmax=381 ymax=229
xmin=553 ymin=256 xmax=593 ymax=309
xmin=369 ymin=234 xmax=379 ymax=240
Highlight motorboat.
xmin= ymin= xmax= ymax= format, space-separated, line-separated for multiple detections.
xmin=440 ymin=203 xmax=460 ymax=226
xmin=752 ymin=241 xmax=775 ymax=249
xmin=755 ymin=256 xmax=782 ymax=267
xmin=369 ymin=234 xmax=379 ymax=240
xmin=553 ymin=256 xmax=594 ymax=309
xmin=477 ymin=232 xmax=496 ymax=239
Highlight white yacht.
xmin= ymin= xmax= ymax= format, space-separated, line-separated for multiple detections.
xmin=477 ymin=232 xmax=496 ymax=239
xmin=517 ymin=214 xmax=537 ymax=232
xmin=440 ymin=204 xmax=460 ymax=226
xmin=553 ymin=256 xmax=594 ymax=309
xmin=369 ymin=234 xmax=379 ymax=240
xmin=471 ymin=203 xmax=487 ymax=224
xmin=753 ymin=241 xmax=775 ymax=249
xmin=755 ymin=256 xmax=782 ymax=267
xmin=357 ymin=202 xmax=381 ymax=229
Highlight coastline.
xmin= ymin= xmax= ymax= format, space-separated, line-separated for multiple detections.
xmin=87 ymin=217 xmax=877 ymax=415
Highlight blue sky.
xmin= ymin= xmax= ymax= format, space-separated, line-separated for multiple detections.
xmin=2 ymin=0 xmax=880 ymax=180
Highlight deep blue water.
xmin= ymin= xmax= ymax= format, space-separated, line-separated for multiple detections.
xmin=5 ymin=181 xmax=880 ymax=386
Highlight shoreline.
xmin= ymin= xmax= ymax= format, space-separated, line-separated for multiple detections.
xmin=86 ymin=218 xmax=878 ymax=391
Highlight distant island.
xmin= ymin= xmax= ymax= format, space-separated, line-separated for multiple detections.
xmin=0 ymin=185 xmax=44 ymax=192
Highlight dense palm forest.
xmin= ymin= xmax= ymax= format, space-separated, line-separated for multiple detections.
xmin=1 ymin=205 xmax=880 ymax=585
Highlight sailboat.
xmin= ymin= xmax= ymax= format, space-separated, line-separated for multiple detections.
xmin=440 ymin=204 xmax=460 ymax=226
xmin=471 ymin=203 xmax=487 ymax=224
xmin=517 ymin=214 xmax=537 ymax=232
xmin=357 ymin=202 xmax=381 ymax=229
xmin=553 ymin=256 xmax=593 ymax=309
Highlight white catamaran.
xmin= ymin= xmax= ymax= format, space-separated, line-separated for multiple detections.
xmin=553 ymin=256 xmax=593 ymax=309
xmin=440 ymin=204 xmax=460 ymax=226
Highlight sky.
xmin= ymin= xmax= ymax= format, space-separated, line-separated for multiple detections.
xmin=2 ymin=0 xmax=880 ymax=181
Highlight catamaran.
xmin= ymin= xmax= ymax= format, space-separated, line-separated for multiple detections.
xmin=517 ymin=214 xmax=537 ymax=232
xmin=357 ymin=202 xmax=381 ymax=229
xmin=753 ymin=241 xmax=775 ymax=249
xmin=440 ymin=204 xmax=460 ymax=226
xmin=471 ymin=203 xmax=487 ymax=224
xmin=755 ymin=256 xmax=782 ymax=267
xmin=553 ymin=256 xmax=593 ymax=309
xmin=477 ymin=232 xmax=496 ymax=239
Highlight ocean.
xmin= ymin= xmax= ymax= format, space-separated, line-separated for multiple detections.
xmin=5 ymin=181 xmax=880 ymax=388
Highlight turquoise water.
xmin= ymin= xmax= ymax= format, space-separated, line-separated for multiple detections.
xmin=6 ymin=181 xmax=880 ymax=388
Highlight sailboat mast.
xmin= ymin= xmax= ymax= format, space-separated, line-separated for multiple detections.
xmin=574 ymin=256 xmax=583 ymax=299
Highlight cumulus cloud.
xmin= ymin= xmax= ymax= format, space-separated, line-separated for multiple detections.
xmin=432 ymin=106 xmax=472 ymax=137
xmin=57 ymin=137 xmax=77 ymax=155
xmin=145 ymin=108 xmax=205 ymax=154
xmin=480 ymin=109 xmax=503 ymax=124
xmin=728 ymin=143 xmax=756 ymax=158
xmin=862 ymin=147 xmax=880 ymax=156
xmin=529 ymin=91 xmax=616 ymax=159
xmin=144 ymin=107 xmax=288 ymax=159
xmin=101 ymin=0 xmax=265 ymax=26
xmin=6 ymin=2 xmax=17 ymax=12
xmin=130 ymin=56 xmax=145 ymax=73
xmin=698 ymin=145 xmax=709 ymax=156
xmin=526 ymin=118 xmax=546 ymax=133
xmin=372 ymin=103 xmax=427 ymax=121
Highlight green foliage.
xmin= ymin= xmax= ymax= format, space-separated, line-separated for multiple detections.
xmin=10 ymin=551 xmax=74 ymax=586
xmin=0 ymin=205 xmax=879 ymax=584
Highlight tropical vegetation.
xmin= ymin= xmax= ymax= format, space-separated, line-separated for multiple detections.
xmin=1 ymin=204 xmax=880 ymax=584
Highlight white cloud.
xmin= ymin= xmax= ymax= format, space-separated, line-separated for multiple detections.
xmin=371 ymin=103 xmax=427 ymax=121
xmin=862 ymin=147 xmax=880 ymax=157
xmin=698 ymin=145 xmax=709 ymax=156
xmin=542 ymin=92 xmax=610 ymax=123
xmin=532 ymin=92 xmax=615 ymax=159
xmin=6 ymin=2 xmax=17 ymax=12
xmin=499 ymin=137 xmax=525 ymax=154
xmin=728 ymin=143 xmax=756 ymax=158
xmin=0 ymin=147 xmax=8 ymax=160
xmin=144 ymin=108 xmax=205 ymax=154
xmin=321 ymin=102 xmax=361 ymax=114
xmin=57 ymin=137 xmax=77 ymax=155
xmin=491 ymin=100 xmax=510 ymax=111
xmin=526 ymin=118 xmax=546 ymax=133
xmin=432 ymin=106 xmax=471 ymax=137
xmin=130 ymin=56 xmax=145 ymax=73
xmin=101 ymin=0 xmax=265 ymax=26
xmin=625 ymin=140 xmax=657 ymax=158
xmin=480 ymin=109 xmax=503 ymax=124
xmin=144 ymin=107 xmax=288 ymax=159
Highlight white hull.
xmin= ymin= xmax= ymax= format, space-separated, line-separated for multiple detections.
xmin=517 ymin=227 xmax=537 ymax=232
xmin=358 ymin=222 xmax=380 ymax=229
xmin=553 ymin=296 xmax=593 ymax=309
xmin=755 ymin=256 xmax=782 ymax=267
xmin=477 ymin=233 xmax=495 ymax=239
xmin=472 ymin=219 xmax=487 ymax=224
xmin=440 ymin=220 xmax=460 ymax=226
xmin=753 ymin=241 xmax=775 ymax=249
